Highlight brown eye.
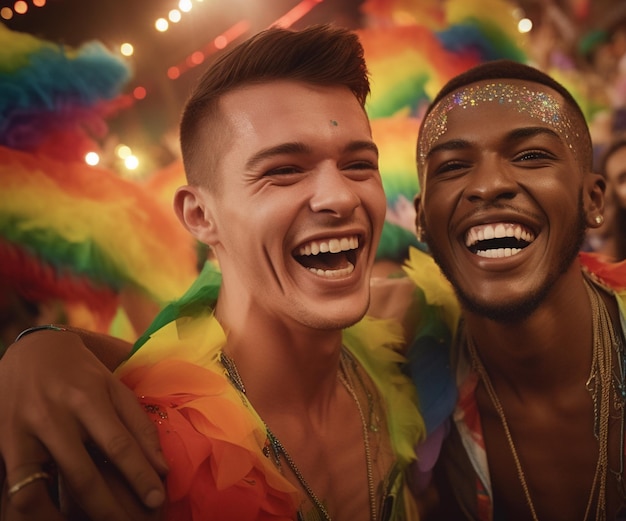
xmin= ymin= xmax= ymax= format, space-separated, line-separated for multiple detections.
xmin=515 ymin=150 xmax=555 ymax=162
xmin=431 ymin=160 xmax=470 ymax=178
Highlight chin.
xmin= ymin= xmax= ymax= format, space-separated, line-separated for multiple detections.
xmin=459 ymin=290 xmax=547 ymax=323
xmin=300 ymin=304 xmax=368 ymax=331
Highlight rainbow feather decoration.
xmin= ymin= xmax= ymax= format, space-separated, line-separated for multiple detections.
xmin=0 ymin=24 xmax=198 ymax=336
xmin=370 ymin=116 xmax=423 ymax=260
xmin=437 ymin=0 xmax=527 ymax=64
xmin=360 ymin=0 xmax=447 ymax=31
xmin=358 ymin=0 xmax=530 ymax=263
xmin=371 ymin=116 xmax=420 ymax=209
xmin=0 ymin=22 xmax=131 ymax=160
xmin=361 ymin=24 xmax=477 ymax=120
xmin=0 ymin=146 xmax=198 ymax=332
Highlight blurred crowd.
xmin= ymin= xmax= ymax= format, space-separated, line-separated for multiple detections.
xmin=523 ymin=1 xmax=626 ymax=260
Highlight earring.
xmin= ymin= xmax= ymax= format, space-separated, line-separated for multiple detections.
xmin=416 ymin=225 xmax=424 ymax=243
xmin=595 ymin=215 xmax=604 ymax=225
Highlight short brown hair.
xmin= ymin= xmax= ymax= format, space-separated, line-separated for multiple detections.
xmin=180 ymin=24 xmax=370 ymax=188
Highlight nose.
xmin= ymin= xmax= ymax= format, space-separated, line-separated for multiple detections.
xmin=464 ymin=154 xmax=518 ymax=203
xmin=309 ymin=167 xmax=360 ymax=217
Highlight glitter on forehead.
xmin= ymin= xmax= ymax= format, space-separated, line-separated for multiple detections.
xmin=417 ymin=82 xmax=580 ymax=170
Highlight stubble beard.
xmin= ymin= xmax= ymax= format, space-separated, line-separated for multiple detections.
xmin=425 ymin=193 xmax=588 ymax=323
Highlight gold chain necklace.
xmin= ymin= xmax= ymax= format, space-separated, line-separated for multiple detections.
xmin=220 ymin=350 xmax=377 ymax=521
xmin=467 ymin=278 xmax=619 ymax=521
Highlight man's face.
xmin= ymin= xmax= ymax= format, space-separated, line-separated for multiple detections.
xmin=605 ymin=145 xmax=626 ymax=209
xmin=205 ymin=81 xmax=385 ymax=330
xmin=417 ymin=79 xmax=590 ymax=322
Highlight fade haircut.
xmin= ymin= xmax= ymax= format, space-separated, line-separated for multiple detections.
xmin=417 ymin=59 xmax=594 ymax=177
xmin=180 ymin=24 xmax=370 ymax=189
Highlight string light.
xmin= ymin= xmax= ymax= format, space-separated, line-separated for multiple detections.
xmin=85 ymin=152 xmax=100 ymax=166
xmin=155 ymin=18 xmax=168 ymax=32
xmin=272 ymin=0 xmax=323 ymax=28
xmin=214 ymin=35 xmax=227 ymax=49
xmin=168 ymin=9 xmax=181 ymax=23
xmin=3 ymin=0 xmax=46 ymax=21
xmin=115 ymin=145 xmax=132 ymax=159
xmin=167 ymin=19 xmax=250 ymax=78
xmin=124 ymin=155 xmax=139 ymax=170
xmin=166 ymin=0 xmax=327 ymax=81
xmin=517 ymin=17 xmax=533 ymax=33
xmin=133 ymin=86 xmax=147 ymax=100
xmin=14 ymin=1 xmax=28 ymax=15
xmin=190 ymin=51 xmax=204 ymax=65
xmin=120 ymin=42 xmax=134 ymax=56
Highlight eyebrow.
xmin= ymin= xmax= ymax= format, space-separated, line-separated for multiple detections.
xmin=425 ymin=139 xmax=471 ymax=161
xmin=504 ymin=126 xmax=562 ymax=143
xmin=424 ymin=126 xmax=564 ymax=161
xmin=245 ymin=140 xmax=378 ymax=170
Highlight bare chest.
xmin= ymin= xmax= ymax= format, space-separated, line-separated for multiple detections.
xmin=480 ymin=389 xmax=626 ymax=521
xmin=267 ymin=403 xmax=396 ymax=521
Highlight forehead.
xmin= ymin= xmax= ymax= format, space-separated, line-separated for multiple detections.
xmin=220 ymin=80 xmax=370 ymax=139
xmin=209 ymin=80 xmax=372 ymax=187
xmin=418 ymin=79 xmax=581 ymax=169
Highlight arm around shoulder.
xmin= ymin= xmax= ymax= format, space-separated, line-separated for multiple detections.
xmin=0 ymin=327 xmax=168 ymax=521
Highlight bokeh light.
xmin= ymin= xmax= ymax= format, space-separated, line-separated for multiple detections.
xmin=13 ymin=1 xmax=27 ymax=14
xmin=155 ymin=18 xmax=168 ymax=31
xmin=120 ymin=42 xmax=134 ymax=56
xmin=85 ymin=152 xmax=100 ymax=166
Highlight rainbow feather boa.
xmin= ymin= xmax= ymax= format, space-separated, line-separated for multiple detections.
xmin=116 ymin=263 xmax=425 ymax=520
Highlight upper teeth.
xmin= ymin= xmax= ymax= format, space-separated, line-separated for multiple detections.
xmin=465 ymin=223 xmax=535 ymax=247
xmin=298 ymin=236 xmax=358 ymax=256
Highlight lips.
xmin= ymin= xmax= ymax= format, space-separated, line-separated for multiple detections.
xmin=295 ymin=235 xmax=359 ymax=278
xmin=465 ymin=222 xmax=535 ymax=258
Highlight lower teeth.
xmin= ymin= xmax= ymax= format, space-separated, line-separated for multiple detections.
xmin=308 ymin=263 xmax=355 ymax=278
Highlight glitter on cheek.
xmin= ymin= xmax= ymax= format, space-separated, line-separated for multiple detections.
xmin=417 ymin=83 xmax=579 ymax=175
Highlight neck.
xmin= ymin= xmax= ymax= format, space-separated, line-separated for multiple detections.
xmin=464 ymin=267 xmax=594 ymax=394
xmin=215 ymin=299 xmax=345 ymax=418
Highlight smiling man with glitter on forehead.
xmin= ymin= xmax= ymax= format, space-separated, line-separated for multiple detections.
xmin=412 ymin=59 xmax=626 ymax=520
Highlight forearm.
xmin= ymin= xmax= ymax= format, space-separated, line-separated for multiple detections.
xmin=10 ymin=325 xmax=133 ymax=371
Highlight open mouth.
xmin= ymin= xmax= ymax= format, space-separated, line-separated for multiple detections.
xmin=465 ymin=223 xmax=535 ymax=258
xmin=294 ymin=235 xmax=359 ymax=278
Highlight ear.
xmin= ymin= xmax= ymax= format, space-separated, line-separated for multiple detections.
xmin=413 ymin=193 xmax=425 ymax=243
xmin=584 ymin=172 xmax=606 ymax=229
xmin=173 ymin=185 xmax=219 ymax=245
